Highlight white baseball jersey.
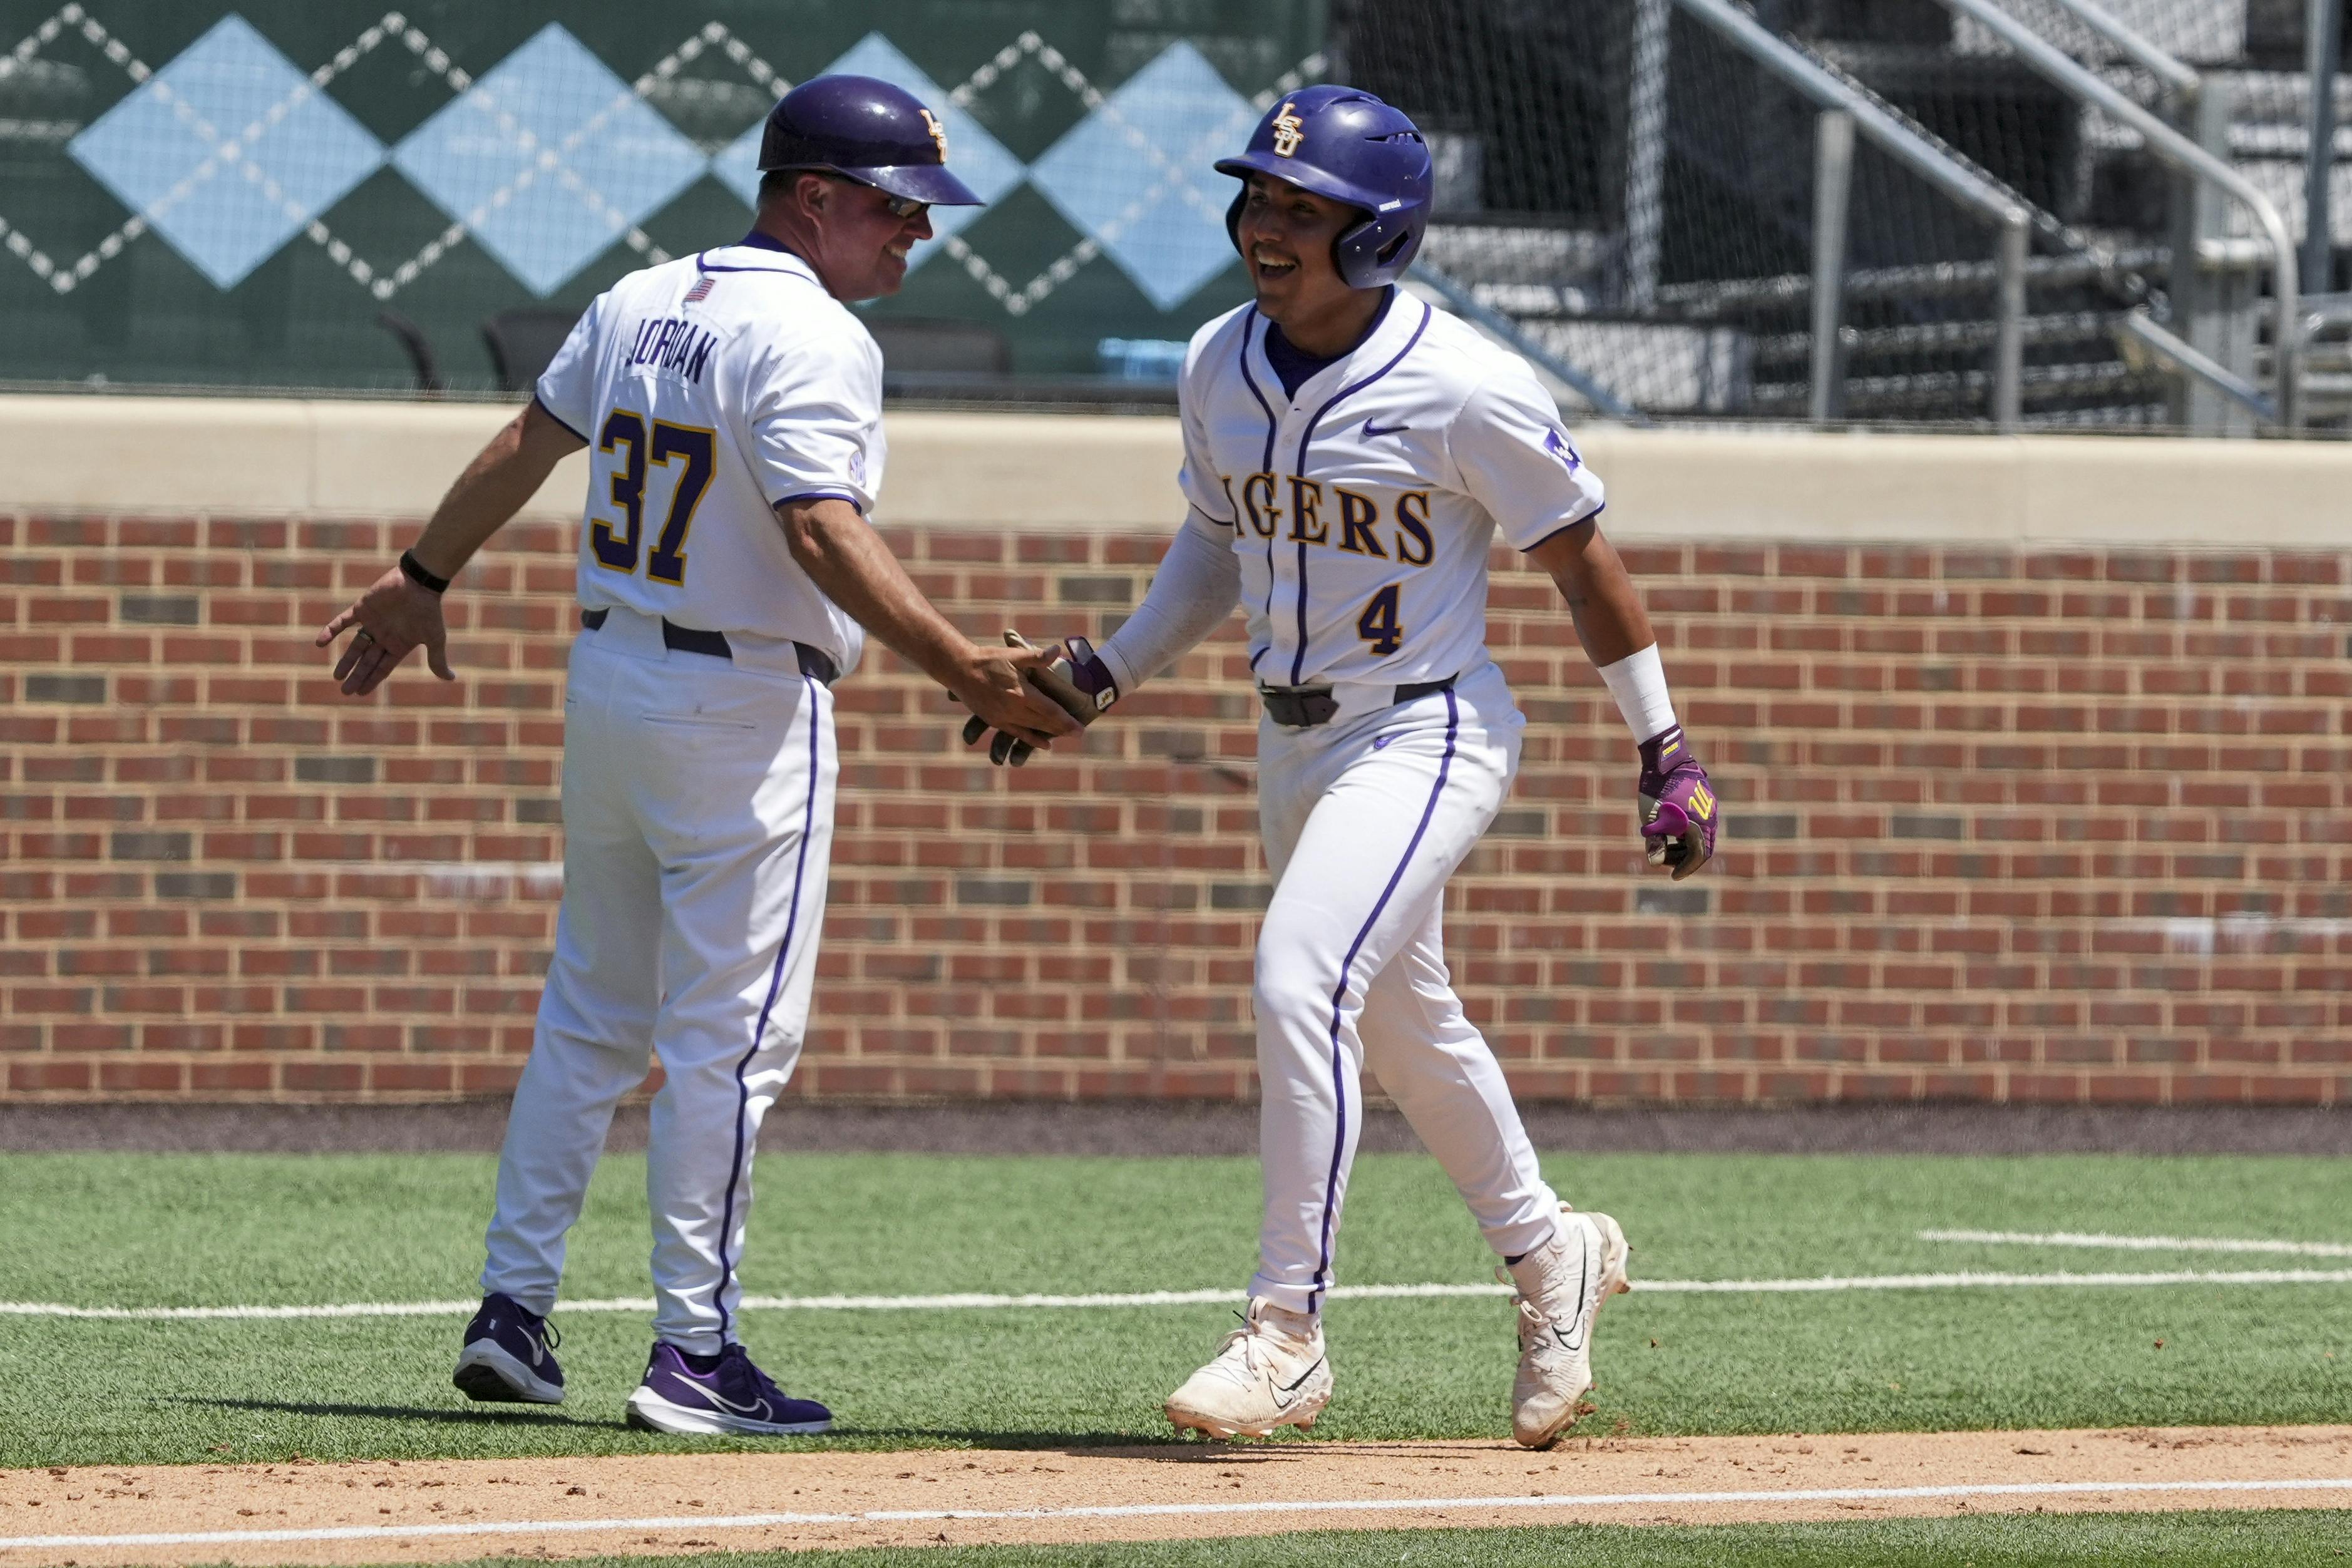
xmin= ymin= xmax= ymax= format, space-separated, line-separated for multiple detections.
xmin=1176 ymin=293 xmax=1605 ymax=689
xmin=535 ymin=237 xmax=885 ymax=675
xmin=483 ymin=235 xmax=866 ymax=1356
xmin=1149 ymin=291 xmax=1602 ymax=1320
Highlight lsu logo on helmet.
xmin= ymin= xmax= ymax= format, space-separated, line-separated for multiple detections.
xmin=920 ymin=108 xmax=948 ymax=158
xmin=1271 ymin=101 xmax=1305 ymax=156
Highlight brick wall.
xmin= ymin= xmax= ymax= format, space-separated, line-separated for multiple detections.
xmin=3 ymin=511 xmax=2347 ymax=1105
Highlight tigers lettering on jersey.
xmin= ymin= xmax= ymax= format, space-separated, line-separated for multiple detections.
xmin=1173 ymin=294 xmax=1603 ymax=690
xmin=1233 ymin=473 xmax=1435 ymax=567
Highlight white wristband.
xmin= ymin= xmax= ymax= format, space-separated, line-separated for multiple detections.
xmin=1596 ymin=643 xmax=1677 ymax=744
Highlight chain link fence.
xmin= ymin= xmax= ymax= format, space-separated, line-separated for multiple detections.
xmin=1340 ymin=0 xmax=2346 ymax=432
xmin=4 ymin=0 xmax=2343 ymax=425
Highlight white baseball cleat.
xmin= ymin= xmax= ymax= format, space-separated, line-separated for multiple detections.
xmin=1165 ymin=1298 xmax=1333 ymax=1439
xmin=1504 ymin=1206 xmax=1633 ymax=1448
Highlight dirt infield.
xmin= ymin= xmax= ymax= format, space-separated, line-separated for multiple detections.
xmin=4 ymin=1426 xmax=2347 ymax=1564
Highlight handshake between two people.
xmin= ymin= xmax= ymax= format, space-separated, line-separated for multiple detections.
xmin=957 ymin=630 xmax=1119 ymax=768
xmin=955 ymin=633 xmax=1718 ymax=882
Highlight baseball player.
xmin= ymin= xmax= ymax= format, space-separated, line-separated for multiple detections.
xmin=316 ymin=76 xmax=1074 ymax=1435
xmin=968 ymin=86 xmax=1718 ymax=1447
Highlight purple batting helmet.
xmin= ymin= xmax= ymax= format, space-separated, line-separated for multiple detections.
xmin=1215 ymin=85 xmax=1432 ymax=289
xmin=757 ymin=74 xmax=982 ymax=207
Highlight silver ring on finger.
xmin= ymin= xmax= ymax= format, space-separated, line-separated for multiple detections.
xmin=353 ymin=627 xmax=374 ymax=644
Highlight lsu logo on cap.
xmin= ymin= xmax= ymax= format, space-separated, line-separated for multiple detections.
xmin=920 ymin=108 xmax=948 ymax=158
xmin=1271 ymin=101 xmax=1305 ymax=156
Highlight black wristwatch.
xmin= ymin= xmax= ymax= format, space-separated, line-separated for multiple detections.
xmin=399 ymin=550 xmax=450 ymax=595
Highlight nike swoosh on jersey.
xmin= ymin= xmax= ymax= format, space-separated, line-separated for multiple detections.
xmin=1373 ymin=733 xmax=1398 ymax=750
xmin=1362 ymin=418 xmax=1410 ymax=439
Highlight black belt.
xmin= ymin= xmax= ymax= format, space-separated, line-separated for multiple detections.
xmin=1259 ymin=674 xmax=1456 ymax=729
xmin=580 ymin=608 xmax=837 ymax=685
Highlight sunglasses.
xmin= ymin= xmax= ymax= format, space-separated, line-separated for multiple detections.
xmin=821 ymin=173 xmax=928 ymax=222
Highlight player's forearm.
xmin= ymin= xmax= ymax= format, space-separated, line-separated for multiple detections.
xmin=1529 ymin=517 xmax=1679 ymax=742
xmin=1531 ymin=518 xmax=1654 ymax=669
xmin=777 ymin=498 xmax=976 ymax=689
xmin=408 ymin=403 xmax=582 ymax=581
xmin=1094 ymin=513 xmax=1242 ymax=694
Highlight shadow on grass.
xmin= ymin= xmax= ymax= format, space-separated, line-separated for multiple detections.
xmin=836 ymin=1428 xmax=1342 ymax=1460
xmin=169 ymin=1395 xmax=622 ymax=1430
xmin=169 ymin=1403 xmax=1180 ymax=1451
xmin=163 ymin=1403 xmax=1428 ymax=1460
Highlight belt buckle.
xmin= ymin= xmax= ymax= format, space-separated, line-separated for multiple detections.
xmin=1258 ymin=685 xmax=1338 ymax=728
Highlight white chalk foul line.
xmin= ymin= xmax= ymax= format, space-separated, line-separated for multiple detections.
xmin=4 ymin=1477 xmax=2351 ymax=1550
xmin=1924 ymin=1228 xmax=2352 ymax=1259
xmin=8 ymin=1268 xmax=2352 ymax=1321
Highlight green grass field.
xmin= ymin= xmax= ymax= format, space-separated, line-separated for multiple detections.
xmin=1 ymin=1148 xmax=2347 ymax=1470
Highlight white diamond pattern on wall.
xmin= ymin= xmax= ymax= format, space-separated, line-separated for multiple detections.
xmin=13 ymin=8 xmax=1318 ymax=315
xmin=66 ymin=14 xmax=383 ymax=288
xmin=391 ymin=23 xmax=706 ymax=297
xmin=1025 ymin=41 xmax=1264 ymax=311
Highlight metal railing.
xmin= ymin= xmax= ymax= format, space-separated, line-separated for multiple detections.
xmin=1931 ymin=0 xmax=2304 ymax=430
xmin=1409 ymin=262 xmax=1651 ymax=423
xmin=2034 ymin=0 xmax=2200 ymax=98
xmin=1675 ymin=0 xmax=2034 ymax=430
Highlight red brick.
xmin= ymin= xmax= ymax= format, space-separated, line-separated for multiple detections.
xmin=1 ymin=527 xmax=2340 ymax=1105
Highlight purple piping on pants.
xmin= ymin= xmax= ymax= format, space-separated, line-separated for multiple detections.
xmin=1285 ymin=300 xmax=1433 ymax=686
xmin=1306 ymin=685 xmax=1459 ymax=1313
xmin=712 ymin=675 xmax=823 ymax=1341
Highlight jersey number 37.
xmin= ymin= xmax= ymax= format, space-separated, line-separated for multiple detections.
xmin=590 ymin=407 xmax=715 ymax=587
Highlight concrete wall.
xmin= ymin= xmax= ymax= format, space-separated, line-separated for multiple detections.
xmin=11 ymin=395 xmax=2352 ymax=543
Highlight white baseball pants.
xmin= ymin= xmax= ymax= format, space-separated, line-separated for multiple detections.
xmin=1248 ymin=658 xmax=1560 ymax=1315
xmin=480 ymin=610 xmax=836 ymax=1353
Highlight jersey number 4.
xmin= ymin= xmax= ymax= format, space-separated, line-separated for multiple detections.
xmin=591 ymin=407 xmax=715 ymax=586
xmin=1357 ymin=583 xmax=1404 ymax=656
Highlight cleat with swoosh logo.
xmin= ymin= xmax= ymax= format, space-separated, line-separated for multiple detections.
xmin=452 ymin=1293 xmax=565 ymax=1405
xmin=1502 ymin=1206 xmax=1633 ymax=1448
xmin=1165 ymin=1298 xmax=1332 ymax=1439
xmin=624 ymin=1341 xmax=833 ymax=1437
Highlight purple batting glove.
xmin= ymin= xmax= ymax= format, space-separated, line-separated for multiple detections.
xmin=1637 ymin=724 xmax=1718 ymax=881
xmin=1044 ymin=636 xmax=1120 ymax=717
xmin=962 ymin=635 xmax=1119 ymax=767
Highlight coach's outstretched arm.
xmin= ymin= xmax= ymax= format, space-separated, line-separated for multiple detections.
xmin=1529 ymin=516 xmax=1719 ymax=879
xmin=316 ymin=401 xmax=587 ymax=697
xmin=779 ymin=496 xmax=1077 ymax=749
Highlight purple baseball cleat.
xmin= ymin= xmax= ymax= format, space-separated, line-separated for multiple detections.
xmin=625 ymin=1342 xmax=833 ymax=1437
xmin=452 ymin=1293 xmax=565 ymax=1405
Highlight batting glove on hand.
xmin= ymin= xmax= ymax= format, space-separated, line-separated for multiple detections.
xmin=961 ymin=631 xmax=1118 ymax=767
xmin=1637 ymin=724 xmax=1718 ymax=881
